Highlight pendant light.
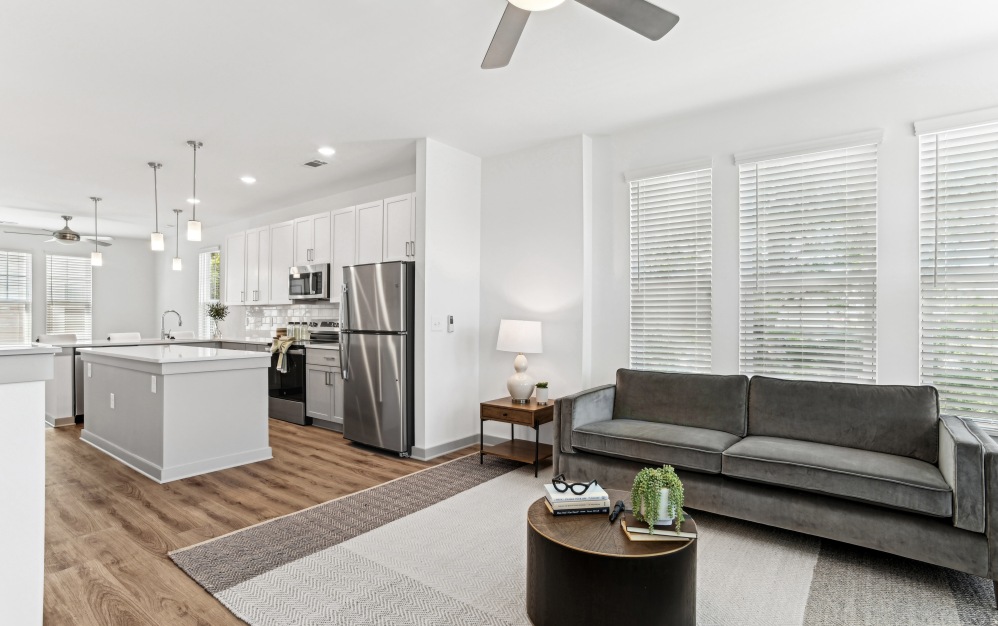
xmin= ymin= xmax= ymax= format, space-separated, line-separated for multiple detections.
xmin=90 ymin=197 xmax=103 ymax=267
xmin=186 ymin=140 xmax=203 ymax=241
xmin=173 ymin=209 xmax=183 ymax=270
xmin=149 ymin=162 xmax=164 ymax=251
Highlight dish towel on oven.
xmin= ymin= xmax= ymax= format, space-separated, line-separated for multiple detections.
xmin=271 ymin=336 xmax=295 ymax=373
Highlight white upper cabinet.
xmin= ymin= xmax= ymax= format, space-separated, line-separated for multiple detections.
xmin=245 ymin=226 xmax=271 ymax=304
xmin=356 ymin=200 xmax=384 ymax=265
xmin=269 ymin=220 xmax=294 ymax=305
xmin=294 ymin=212 xmax=331 ymax=266
xmin=224 ymin=231 xmax=247 ymax=306
xmin=383 ymin=193 xmax=415 ymax=262
xmin=330 ymin=206 xmax=356 ymax=303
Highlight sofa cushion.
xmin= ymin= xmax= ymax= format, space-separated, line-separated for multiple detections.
xmin=748 ymin=376 xmax=940 ymax=463
xmin=613 ymin=369 xmax=750 ymax=436
xmin=573 ymin=419 xmax=742 ymax=474
xmin=722 ymin=436 xmax=952 ymax=517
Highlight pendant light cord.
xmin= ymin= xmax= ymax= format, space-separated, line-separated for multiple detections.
xmin=192 ymin=143 xmax=198 ymax=221
xmin=93 ymin=198 xmax=98 ymax=252
xmin=154 ymin=166 xmax=159 ymax=231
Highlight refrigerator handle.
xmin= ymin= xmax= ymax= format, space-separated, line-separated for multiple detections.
xmin=377 ymin=339 xmax=383 ymax=404
xmin=340 ymin=283 xmax=349 ymax=381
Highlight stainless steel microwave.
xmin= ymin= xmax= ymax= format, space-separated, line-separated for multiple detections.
xmin=289 ymin=264 xmax=330 ymax=301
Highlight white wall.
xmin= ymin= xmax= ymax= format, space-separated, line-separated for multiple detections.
xmin=0 ymin=232 xmax=158 ymax=341
xmin=413 ymin=139 xmax=482 ymax=457
xmin=593 ymin=44 xmax=998 ymax=385
xmin=479 ymin=135 xmax=591 ymax=442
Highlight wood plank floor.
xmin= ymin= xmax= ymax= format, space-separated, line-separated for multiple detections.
xmin=44 ymin=420 xmax=476 ymax=625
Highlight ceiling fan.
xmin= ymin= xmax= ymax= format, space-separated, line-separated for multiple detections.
xmin=4 ymin=215 xmax=113 ymax=246
xmin=483 ymin=0 xmax=680 ymax=69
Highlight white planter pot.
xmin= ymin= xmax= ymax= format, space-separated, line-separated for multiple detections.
xmin=639 ymin=488 xmax=676 ymax=525
xmin=535 ymin=388 xmax=549 ymax=404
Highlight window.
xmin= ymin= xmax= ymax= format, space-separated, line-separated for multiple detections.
xmin=629 ymin=167 xmax=712 ymax=373
xmin=919 ymin=120 xmax=998 ymax=423
xmin=198 ymin=249 xmax=221 ymax=338
xmin=738 ymin=143 xmax=878 ymax=383
xmin=46 ymin=254 xmax=92 ymax=342
xmin=0 ymin=251 xmax=32 ymax=343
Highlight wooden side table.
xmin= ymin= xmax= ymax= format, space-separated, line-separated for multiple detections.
xmin=480 ymin=397 xmax=553 ymax=477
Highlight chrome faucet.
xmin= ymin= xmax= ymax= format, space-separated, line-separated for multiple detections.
xmin=161 ymin=310 xmax=183 ymax=339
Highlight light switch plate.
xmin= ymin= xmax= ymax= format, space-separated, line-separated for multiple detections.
xmin=87 ymin=362 xmax=92 ymax=377
xmin=431 ymin=315 xmax=444 ymax=332
xmin=109 ymin=393 xmax=115 ymax=409
xmin=151 ymin=376 xmax=156 ymax=393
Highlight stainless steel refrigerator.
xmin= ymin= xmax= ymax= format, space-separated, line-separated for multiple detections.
xmin=339 ymin=261 xmax=415 ymax=456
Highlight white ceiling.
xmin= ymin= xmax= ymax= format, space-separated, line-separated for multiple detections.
xmin=2 ymin=0 xmax=997 ymax=237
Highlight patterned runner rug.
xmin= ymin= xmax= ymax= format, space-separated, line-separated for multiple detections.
xmin=171 ymin=454 xmax=998 ymax=625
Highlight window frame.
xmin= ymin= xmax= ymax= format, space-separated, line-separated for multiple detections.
xmin=0 ymin=249 xmax=33 ymax=343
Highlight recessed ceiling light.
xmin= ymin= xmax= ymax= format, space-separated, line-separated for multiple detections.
xmin=240 ymin=176 xmax=256 ymax=184
xmin=318 ymin=146 xmax=336 ymax=157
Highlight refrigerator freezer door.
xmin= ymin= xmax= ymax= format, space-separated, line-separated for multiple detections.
xmin=342 ymin=333 xmax=407 ymax=453
xmin=342 ymin=262 xmax=407 ymax=333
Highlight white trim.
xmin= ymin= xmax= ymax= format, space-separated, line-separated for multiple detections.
xmin=914 ymin=106 xmax=998 ymax=136
xmin=624 ymin=157 xmax=713 ymax=182
xmin=733 ymin=130 xmax=884 ymax=165
xmin=200 ymin=244 xmax=221 ymax=253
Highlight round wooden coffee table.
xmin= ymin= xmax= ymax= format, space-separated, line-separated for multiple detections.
xmin=526 ymin=489 xmax=696 ymax=626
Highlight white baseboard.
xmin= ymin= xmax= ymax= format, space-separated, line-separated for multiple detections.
xmin=411 ymin=433 xmax=506 ymax=461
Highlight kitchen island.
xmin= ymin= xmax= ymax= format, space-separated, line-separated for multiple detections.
xmin=80 ymin=344 xmax=272 ymax=483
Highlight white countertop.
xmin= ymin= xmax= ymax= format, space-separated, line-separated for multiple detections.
xmin=0 ymin=344 xmax=59 ymax=357
xmin=79 ymin=344 xmax=272 ymax=364
xmin=47 ymin=337 xmax=273 ymax=348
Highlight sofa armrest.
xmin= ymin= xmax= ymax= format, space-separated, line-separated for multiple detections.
xmin=554 ymin=384 xmax=615 ymax=456
xmin=974 ymin=421 xmax=998 ymax=580
xmin=940 ymin=415 xmax=988 ymax=532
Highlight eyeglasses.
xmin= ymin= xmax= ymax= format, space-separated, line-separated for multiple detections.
xmin=552 ymin=474 xmax=597 ymax=495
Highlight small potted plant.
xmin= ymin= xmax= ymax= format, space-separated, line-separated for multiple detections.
xmin=206 ymin=302 xmax=229 ymax=339
xmin=631 ymin=465 xmax=685 ymax=532
xmin=535 ymin=381 xmax=549 ymax=404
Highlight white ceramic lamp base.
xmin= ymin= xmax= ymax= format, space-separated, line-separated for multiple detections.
xmin=507 ymin=353 xmax=535 ymax=404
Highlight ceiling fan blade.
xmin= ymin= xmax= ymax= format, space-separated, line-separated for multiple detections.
xmin=3 ymin=229 xmax=50 ymax=236
xmin=44 ymin=238 xmax=57 ymax=243
xmin=82 ymin=235 xmax=114 ymax=242
xmin=574 ymin=0 xmax=679 ymax=40
xmin=93 ymin=240 xmax=112 ymax=247
xmin=482 ymin=3 xmax=531 ymax=69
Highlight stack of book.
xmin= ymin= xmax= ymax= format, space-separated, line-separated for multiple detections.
xmin=543 ymin=483 xmax=610 ymax=516
xmin=619 ymin=513 xmax=697 ymax=542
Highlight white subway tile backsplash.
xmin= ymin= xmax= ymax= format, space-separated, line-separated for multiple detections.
xmin=234 ymin=303 xmax=339 ymax=338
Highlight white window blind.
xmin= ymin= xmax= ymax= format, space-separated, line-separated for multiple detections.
xmin=198 ymin=249 xmax=221 ymax=338
xmin=739 ymin=143 xmax=878 ymax=383
xmin=629 ymin=167 xmax=712 ymax=373
xmin=46 ymin=254 xmax=92 ymax=342
xmin=919 ymin=120 xmax=998 ymax=424
xmin=0 ymin=251 xmax=32 ymax=343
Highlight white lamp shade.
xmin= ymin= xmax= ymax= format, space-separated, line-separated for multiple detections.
xmin=187 ymin=219 xmax=202 ymax=242
xmin=496 ymin=319 xmax=542 ymax=354
xmin=509 ymin=0 xmax=565 ymax=10
xmin=90 ymin=251 xmax=103 ymax=267
xmin=150 ymin=231 xmax=165 ymax=251
xmin=172 ymin=257 xmax=182 ymax=271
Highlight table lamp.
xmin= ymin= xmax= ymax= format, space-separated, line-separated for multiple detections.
xmin=496 ymin=319 xmax=543 ymax=403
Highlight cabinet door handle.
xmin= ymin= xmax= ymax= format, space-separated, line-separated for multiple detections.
xmin=240 ymin=291 xmax=245 ymax=302
xmin=410 ymin=241 xmax=415 ymax=257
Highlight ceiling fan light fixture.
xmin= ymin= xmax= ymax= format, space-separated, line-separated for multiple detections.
xmin=509 ymin=0 xmax=565 ymax=10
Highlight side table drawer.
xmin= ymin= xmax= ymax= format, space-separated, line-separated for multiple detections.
xmin=481 ymin=405 xmax=533 ymax=426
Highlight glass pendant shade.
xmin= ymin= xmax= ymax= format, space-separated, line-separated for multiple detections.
xmin=172 ymin=257 xmax=182 ymax=271
xmin=509 ymin=0 xmax=565 ymax=10
xmin=187 ymin=219 xmax=202 ymax=242
xmin=150 ymin=231 xmax=165 ymax=251
xmin=91 ymin=251 xmax=103 ymax=267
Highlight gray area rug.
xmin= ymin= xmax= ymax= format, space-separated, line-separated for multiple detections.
xmin=171 ymin=454 xmax=998 ymax=625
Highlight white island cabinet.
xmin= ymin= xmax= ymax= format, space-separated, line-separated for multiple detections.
xmin=80 ymin=345 xmax=272 ymax=483
xmin=0 ymin=344 xmax=56 ymax=626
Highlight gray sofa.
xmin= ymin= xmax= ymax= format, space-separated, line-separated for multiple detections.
xmin=555 ymin=369 xmax=998 ymax=596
